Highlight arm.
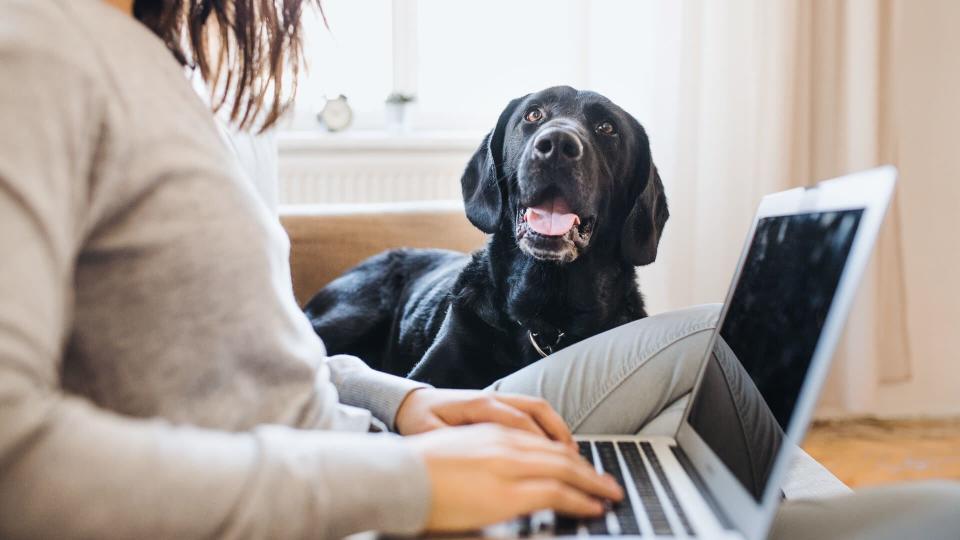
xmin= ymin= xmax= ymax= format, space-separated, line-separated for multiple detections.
xmin=326 ymin=353 xmax=430 ymax=431
xmin=0 ymin=39 xmax=429 ymax=540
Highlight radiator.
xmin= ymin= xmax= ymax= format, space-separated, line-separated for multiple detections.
xmin=277 ymin=132 xmax=479 ymax=204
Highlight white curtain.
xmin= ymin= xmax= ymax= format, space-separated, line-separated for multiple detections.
xmin=621 ymin=0 xmax=921 ymax=417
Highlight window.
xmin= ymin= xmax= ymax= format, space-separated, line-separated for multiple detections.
xmin=286 ymin=0 xmax=684 ymax=134
xmin=414 ymin=0 xmax=589 ymax=130
xmin=288 ymin=0 xmax=394 ymax=130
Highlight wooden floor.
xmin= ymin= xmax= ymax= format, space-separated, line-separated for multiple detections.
xmin=802 ymin=417 xmax=960 ymax=488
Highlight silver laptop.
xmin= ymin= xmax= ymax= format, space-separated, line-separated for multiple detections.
xmin=490 ymin=166 xmax=897 ymax=539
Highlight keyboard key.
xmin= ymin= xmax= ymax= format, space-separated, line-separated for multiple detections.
xmin=584 ymin=515 xmax=608 ymax=536
xmin=578 ymin=440 xmax=593 ymax=462
xmin=515 ymin=515 xmax=532 ymax=537
xmin=640 ymin=442 xmax=695 ymax=536
xmin=594 ymin=442 xmax=641 ymax=535
xmin=618 ymin=442 xmax=673 ymax=536
xmin=554 ymin=514 xmax=579 ymax=536
xmin=565 ymin=442 xmax=606 ymax=535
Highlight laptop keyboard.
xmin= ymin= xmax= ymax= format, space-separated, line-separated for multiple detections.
xmin=520 ymin=440 xmax=693 ymax=537
xmin=618 ymin=442 xmax=673 ymax=536
xmin=640 ymin=443 xmax=695 ymax=536
xmin=596 ymin=443 xmax=642 ymax=535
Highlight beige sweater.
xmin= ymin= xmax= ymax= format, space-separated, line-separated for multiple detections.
xmin=0 ymin=0 xmax=431 ymax=537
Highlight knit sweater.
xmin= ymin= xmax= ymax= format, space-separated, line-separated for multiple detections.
xmin=0 ymin=1 xmax=431 ymax=537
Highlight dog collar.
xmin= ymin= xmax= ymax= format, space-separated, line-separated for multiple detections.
xmin=528 ymin=329 xmax=566 ymax=358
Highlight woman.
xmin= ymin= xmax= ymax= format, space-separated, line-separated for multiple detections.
xmin=1 ymin=1 xmax=957 ymax=539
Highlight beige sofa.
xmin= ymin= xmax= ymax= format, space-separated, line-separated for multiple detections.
xmin=281 ymin=201 xmax=485 ymax=307
xmin=278 ymin=201 xmax=849 ymax=499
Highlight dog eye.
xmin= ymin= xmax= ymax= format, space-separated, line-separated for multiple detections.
xmin=596 ymin=121 xmax=617 ymax=136
xmin=524 ymin=107 xmax=544 ymax=123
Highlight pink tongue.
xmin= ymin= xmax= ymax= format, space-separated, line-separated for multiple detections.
xmin=524 ymin=197 xmax=580 ymax=236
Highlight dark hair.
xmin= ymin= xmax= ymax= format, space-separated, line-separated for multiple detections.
xmin=133 ymin=0 xmax=325 ymax=132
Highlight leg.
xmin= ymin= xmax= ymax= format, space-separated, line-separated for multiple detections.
xmin=772 ymin=481 xmax=960 ymax=540
xmin=493 ymin=304 xmax=960 ymax=538
xmin=489 ymin=302 xmax=784 ymax=491
xmin=488 ymin=304 xmax=720 ymax=434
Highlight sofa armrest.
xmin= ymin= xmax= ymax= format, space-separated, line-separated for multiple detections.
xmin=280 ymin=201 xmax=487 ymax=306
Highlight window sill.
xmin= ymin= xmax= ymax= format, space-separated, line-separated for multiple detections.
xmin=277 ymin=129 xmax=484 ymax=154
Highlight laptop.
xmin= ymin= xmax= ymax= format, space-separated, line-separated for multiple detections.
xmin=489 ymin=166 xmax=897 ymax=539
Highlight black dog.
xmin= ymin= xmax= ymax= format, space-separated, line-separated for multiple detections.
xmin=305 ymin=86 xmax=668 ymax=389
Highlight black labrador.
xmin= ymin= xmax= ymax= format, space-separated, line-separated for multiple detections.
xmin=305 ymin=86 xmax=668 ymax=389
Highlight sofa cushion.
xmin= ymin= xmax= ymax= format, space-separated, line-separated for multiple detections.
xmin=280 ymin=201 xmax=486 ymax=306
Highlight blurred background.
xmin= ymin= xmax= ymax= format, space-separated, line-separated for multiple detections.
xmin=274 ymin=0 xmax=960 ymax=487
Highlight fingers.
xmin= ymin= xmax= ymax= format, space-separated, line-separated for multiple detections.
xmin=492 ymin=394 xmax=574 ymax=445
xmin=411 ymin=424 xmax=621 ymax=532
xmin=505 ymin=453 xmax=624 ymax=502
xmin=512 ymin=479 xmax=606 ymax=517
xmin=430 ymin=391 xmax=573 ymax=445
xmin=488 ymin=428 xmax=623 ymax=502
xmin=505 ymin=428 xmax=580 ymax=461
xmin=419 ymin=414 xmax=448 ymax=433
xmin=454 ymin=397 xmax=549 ymax=439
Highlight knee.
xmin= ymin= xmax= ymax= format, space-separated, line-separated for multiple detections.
xmin=605 ymin=303 xmax=723 ymax=381
xmin=645 ymin=303 xmax=721 ymax=329
xmin=566 ymin=304 xmax=722 ymax=433
xmin=622 ymin=303 xmax=722 ymax=353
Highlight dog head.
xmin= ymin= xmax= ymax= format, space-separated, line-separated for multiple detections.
xmin=461 ymin=86 xmax=668 ymax=265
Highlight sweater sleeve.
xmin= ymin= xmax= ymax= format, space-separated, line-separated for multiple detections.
xmin=0 ymin=23 xmax=430 ymax=540
xmin=327 ymin=354 xmax=432 ymax=431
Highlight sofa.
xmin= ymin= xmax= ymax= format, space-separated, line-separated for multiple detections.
xmin=281 ymin=201 xmax=486 ymax=307
xmin=278 ymin=201 xmax=850 ymax=501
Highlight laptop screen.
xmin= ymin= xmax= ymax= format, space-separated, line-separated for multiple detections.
xmin=685 ymin=209 xmax=864 ymax=501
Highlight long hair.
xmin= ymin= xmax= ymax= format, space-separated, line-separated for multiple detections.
xmin=134 ymin=0 xmax=325 ymax=132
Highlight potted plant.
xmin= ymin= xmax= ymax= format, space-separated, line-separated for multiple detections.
xmin=385 ymin=92 xmax=416 ymax=132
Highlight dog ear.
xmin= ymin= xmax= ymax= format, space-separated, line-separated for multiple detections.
xmin=461 ymin=96 xmax=527 ymax=233
xmin=620 ymin=160 xmax=669 ymax=266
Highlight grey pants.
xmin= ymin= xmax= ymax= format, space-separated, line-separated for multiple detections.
xmin=491 ymin=304 xmax=960 ymax=540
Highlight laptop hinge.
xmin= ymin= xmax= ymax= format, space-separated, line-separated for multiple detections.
xmin=670 ymin=445 xmax=735 ymax=530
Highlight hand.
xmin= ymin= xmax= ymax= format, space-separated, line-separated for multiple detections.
xmin=395 ymin=388 xmax=574 ymax=446
xmin=406 ymin=424 xmax=624 ymax=533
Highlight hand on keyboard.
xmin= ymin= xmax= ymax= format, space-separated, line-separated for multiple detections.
xmin=396 ymin=388 xmax=575 ymax=448
xmin=405 ymin=424 xmax=624 ymax=533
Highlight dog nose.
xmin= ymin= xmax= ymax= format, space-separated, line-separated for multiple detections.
xmin=532 ymin=128 xmax=584 ymax=162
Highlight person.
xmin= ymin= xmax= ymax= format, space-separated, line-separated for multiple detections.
xmin=0 ymin=1 xmax=957 ymax=539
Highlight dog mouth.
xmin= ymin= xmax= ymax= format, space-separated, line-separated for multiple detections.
xmin=515 ymin=196 xmax=597 ymax=263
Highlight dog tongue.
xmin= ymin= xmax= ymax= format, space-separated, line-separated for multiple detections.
xmin=524 ymin=197 xmax=580 ymax=236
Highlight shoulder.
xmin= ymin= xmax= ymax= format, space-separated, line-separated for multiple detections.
xmin=0 ymin=1 xmax=102 ymax=69
xmin=0 ymin=1 xmax=128 ymax=222
xmin=0 ymin=1 xmax=117 ymax=125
